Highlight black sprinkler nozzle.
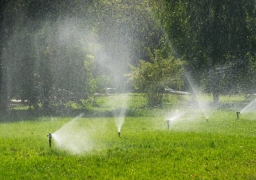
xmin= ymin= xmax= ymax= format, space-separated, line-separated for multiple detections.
xmin=206 ymin=118 xmax=208 ymax=122
xmin=236 ymin=111 xmax=240 ymax=119
xmin=47 ymin=133 xmax=52 ymax=148
xmin=118 ymin=132 xmax=120 ymax=137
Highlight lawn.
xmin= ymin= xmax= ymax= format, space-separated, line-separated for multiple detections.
xmin=1 ymin=94 xmax=256 ymax=179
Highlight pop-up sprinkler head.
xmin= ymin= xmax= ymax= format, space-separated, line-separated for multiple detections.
xmin=118 ymin=131 xmax=120 ymax=137
xmin=236 ymin=111 xmax=240 ymax=119
xmin=47 ymin=133 xmax=52 ymax=148
xmin=206 ymin=118 xmax=208 ymax=122
xmin=166 ymin=120 xmax=170 ymax=130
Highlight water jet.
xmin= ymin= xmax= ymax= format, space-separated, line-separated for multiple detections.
xmin=47 ymin=133 xmax=52 ymax=148
xmin=240 ymin=99 xmax=256 ymax=114
xmin=164 ymin=110 xmax=184 ymax=130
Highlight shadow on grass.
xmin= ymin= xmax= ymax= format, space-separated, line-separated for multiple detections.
xmin=0 ymin=100 xmax=250 ymax=123
xmin=0 ymin=107 xmax=155 ymax=123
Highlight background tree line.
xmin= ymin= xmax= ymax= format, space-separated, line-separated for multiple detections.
xmin=0 ymin=0 xmax=164 ymax=113
xmin=156 ymin=0 xmax=256 ymax=103
xmin=0 ymin=0 xmax=255 ymax=113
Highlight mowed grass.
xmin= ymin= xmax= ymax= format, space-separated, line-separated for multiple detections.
xmin=1 ymin=94 xmax=256 ymax=179
xmin=1 ymin=112 xmax=256 ymax=179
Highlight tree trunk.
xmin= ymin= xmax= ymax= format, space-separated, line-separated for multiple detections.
xmin=213 ymin=91 xmax=219 ymax=104
xmin=0 ymin=3 xmax=8 ymax=112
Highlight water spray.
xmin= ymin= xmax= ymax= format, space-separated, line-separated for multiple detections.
xmin=236 ymin=111 xmax=240 ymax=119
xmin=47 ymin=133 xmax=52 ymax=148
xmin=118 ymin=131 xmax=121 ymax=137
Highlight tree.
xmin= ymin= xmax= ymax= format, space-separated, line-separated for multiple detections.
xmin=0 ymin=0 xmax=169 ymax=113
xmin=128 ymin=49 xmax=183 ymax=106
xmin=0 ymin=0 xmax=101 ymax=113
xmin=0 ymin=0 xmax=22 ymax=111
xmin=92 ymin=0 xmax=164 ymax=92
xmin=157 ymin=0 xmax=256 ymax=102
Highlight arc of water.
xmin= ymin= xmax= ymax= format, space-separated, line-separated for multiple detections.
xmin=240 ymin=99 xmax=256 ymax=113
xmin=166 ymin=110 xmax=184 ymax=122
xmin=53 ymin=113 xmax=84 ymax=135
xmin=185 ymin=72 xmax=210 ymax=119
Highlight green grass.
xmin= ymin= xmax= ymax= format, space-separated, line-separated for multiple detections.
xmin=1 ymin=94 xmax=256 ymax=179
xmin=1 ymin=111 xmax=256 ymax=179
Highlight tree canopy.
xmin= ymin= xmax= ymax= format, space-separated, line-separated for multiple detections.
xmin=0 ymin=0 xmax=256 ymax=113
xmin=128 ymin=49 xmax=183 ymax=106
xmin=157 ymin=0 xmax=256 ymax=102
xmin=0 ymin=0 xmax=165 ymax=112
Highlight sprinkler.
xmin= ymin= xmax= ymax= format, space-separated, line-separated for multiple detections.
xmin=118 ymin=131 xmax=121 ymax=137
xmin=166 ymin=120 xmax=170 ymax=130
xmin=236 ymin=111 xmax=240 ymax=119
xmin=206 ymin=118 xmax=208 ymax=122
xmin=47 ymin=133 xmax=52 ymax=148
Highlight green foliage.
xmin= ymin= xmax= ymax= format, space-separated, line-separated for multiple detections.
xmin=157 ymin=0 xmax=256 ymax=101
xmin=128 ymin=49 xmax=183 ymax=106
xmin=0 ymin=0 xmax=165 ymax=112
xmin=2 ymin=0 xmax=256 ymax=114
xmin=92 ymin=0 xmax=164 ymax=90
xmin=1 ymin=1 xmax=118 ymax=113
